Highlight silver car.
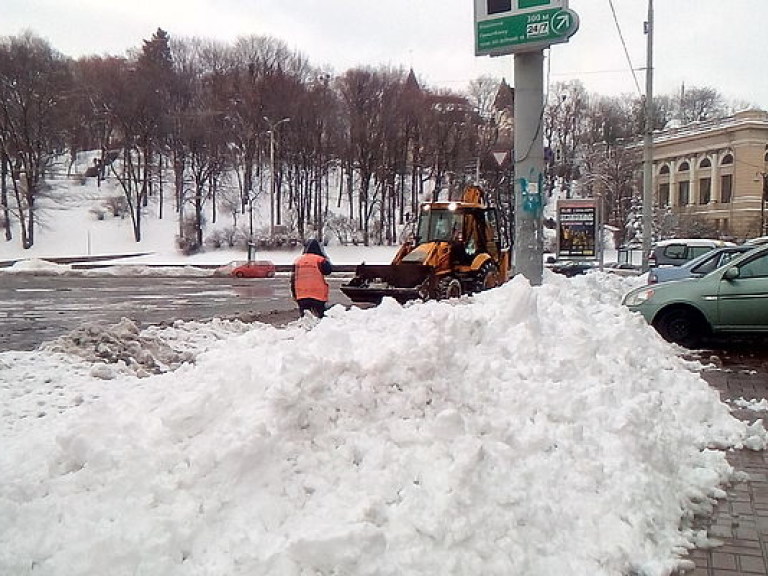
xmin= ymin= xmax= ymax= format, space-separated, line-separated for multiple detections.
xmin=647 ymin=246 xmax=756 ymax=284
xmin=647 ymin=238 xmax=735 ymax=268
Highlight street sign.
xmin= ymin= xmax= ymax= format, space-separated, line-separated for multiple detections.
xmin=476 ymin=7 xmax=579 ymax=55
xmin=474 ymin=0 xmax=578 ymax=56
xmin=493 ymin=151 xmax=509 ymax=166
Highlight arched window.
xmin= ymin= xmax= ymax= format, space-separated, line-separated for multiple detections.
xmin=721 ymin=153 xmax=734 ymax=165
xmin=658 ymin=183 xmax=670 ymax=207
xmin=678 ymin=161 xmax=690 ymax=172
xmin=659 ymin=165 xmax=670 ymax=175
xmin=699 ymin=158 xmax=711 ymax=169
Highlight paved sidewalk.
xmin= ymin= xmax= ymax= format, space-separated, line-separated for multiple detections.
xmin=678 ymin=367 xmax=768 ymax=575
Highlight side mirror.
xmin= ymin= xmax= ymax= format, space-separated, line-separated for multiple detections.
xmin=723 ymin=267 xmax=740 ymax=281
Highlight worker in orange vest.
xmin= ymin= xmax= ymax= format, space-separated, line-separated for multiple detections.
xmin=291 ymin=238 xmax=332 ymax=318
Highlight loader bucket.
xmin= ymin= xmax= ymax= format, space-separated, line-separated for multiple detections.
xmin=340 ymin=263 xmax=432 ymax=304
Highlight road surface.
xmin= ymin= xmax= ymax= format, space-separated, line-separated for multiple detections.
xmin=0 ymin=274 xmax=357 ymax=352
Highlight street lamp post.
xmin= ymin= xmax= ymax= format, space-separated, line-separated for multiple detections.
xmin=264 ymin=116 xmax=290 ymax=237
xmin=641 ymin=0 xmax=654 ymax=272
xmin=247 ymin=190 xmax=255 ymax=261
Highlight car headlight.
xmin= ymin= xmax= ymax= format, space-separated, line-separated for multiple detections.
xmin=623 ymin=288 xmax=654 ymax=307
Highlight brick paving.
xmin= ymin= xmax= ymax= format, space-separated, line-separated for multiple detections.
xmin=677 ymin=364 xmax=768 ymax=575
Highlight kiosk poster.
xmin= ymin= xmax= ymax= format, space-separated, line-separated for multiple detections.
xmin=557 ymin=200 xmax=597 ymax=259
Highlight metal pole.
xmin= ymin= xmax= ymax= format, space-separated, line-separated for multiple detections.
xmin=269 ymin=130 xmax=275 ymax=238
xmin=513 ymin=50 xmax=545 ymax=286
xmin=641 ymin=0 xmax=654 ymax=271
xmin=264 ymin=116 xmax=290 ymax=238
xmin=762 ymin=174 xmax=766 ymax=235
xmin=248 ymin=192 xmax=254 ymax=261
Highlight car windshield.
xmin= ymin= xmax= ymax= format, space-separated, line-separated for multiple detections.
xmin=690 ymin=252 xmax=722 ymax=275
xmin=693 ymin=249 xmax=750 ymax=276
xmin=416 ymin=207 xmax=463 ymax=244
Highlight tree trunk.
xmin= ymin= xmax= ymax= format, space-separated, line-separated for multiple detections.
xmin=1 ymin=154 xmax=10 ymax=242
xmin=158 ymin=154 xmax=164 ymax=220
xmin=23 ymin=173 xmax=35 ymax=248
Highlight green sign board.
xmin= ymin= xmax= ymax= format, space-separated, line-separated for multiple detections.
xmin=476 ymin=7 xmax=579 ymax=56
xmin=518 ymin=0 xmax=550 ymax=8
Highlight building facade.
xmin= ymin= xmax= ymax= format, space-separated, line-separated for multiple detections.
xmin=651 ymin=109 xmax=768 ymax=241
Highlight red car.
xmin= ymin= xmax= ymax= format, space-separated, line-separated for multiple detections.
xmin=230 ymin=260 xmax=276 ymax=278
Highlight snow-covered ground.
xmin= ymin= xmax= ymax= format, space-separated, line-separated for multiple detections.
xmin=2 ymin=270 xmax=767 ymax=575
xmin=2 ymin=168 xmax=765 ymax=575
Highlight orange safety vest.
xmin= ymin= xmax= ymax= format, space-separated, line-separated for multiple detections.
xmin=294 ymin=253 xmax=329 ymax=301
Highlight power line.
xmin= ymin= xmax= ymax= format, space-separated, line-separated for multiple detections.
xmin=607 ymin=0 xmax=643 ymax=97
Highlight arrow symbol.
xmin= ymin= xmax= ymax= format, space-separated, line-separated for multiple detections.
xmin=552 ymin=12 xmax=571 ymax=34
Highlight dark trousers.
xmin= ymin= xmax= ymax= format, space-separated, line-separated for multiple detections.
xmin=297 ymin=298 xmax=326 ymax=318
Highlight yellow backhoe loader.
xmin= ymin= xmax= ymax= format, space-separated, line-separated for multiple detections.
xmin=341 ymin=185 xmax=511 ymax=303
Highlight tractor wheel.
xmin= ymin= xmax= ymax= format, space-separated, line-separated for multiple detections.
xmin=653 ymin=306 xmax=708 ymax=348
xmin=437 ymin=276 xmax=462 ymax=300
xmin=417 ymin=280 xmax=432 ymax=301
xmin=473 ymin=261 xmax=499 ymax=293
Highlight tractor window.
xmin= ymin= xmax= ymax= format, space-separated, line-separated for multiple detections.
xmin=417 ymin=208 xmax=463 ymax=244
xmin=485 ymin=209 xmax=506 ymax=249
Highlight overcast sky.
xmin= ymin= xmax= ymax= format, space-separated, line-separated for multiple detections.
xmin=5 ymin=1 xmax=768 ymax=108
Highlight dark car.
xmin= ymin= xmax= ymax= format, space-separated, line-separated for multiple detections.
xmin=548 ymin=260 xmax=596 ymax=277
xmin=604 ymin=262 xmax=643 ymax=277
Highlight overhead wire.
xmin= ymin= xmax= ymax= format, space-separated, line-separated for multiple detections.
xmin=607 ymin=0 xmax=643 ymax=97
xmin=517 ymin=1 xmax=644 ymax=162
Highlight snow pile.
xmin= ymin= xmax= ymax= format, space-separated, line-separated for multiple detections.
xmin=41 ymin=317 xmax=253 ymax=377
xmin=4 ymin=258 xmax=72 ymax=275
xmin=85 ymin=264 xmax=213 ymax=277
xmin=0 ymin=273 xmax=764 ymax=576
xmin=733 ymin=397 xmax=768 ymax=412
xmin=3 ymin=259 xmax=216 ymax=278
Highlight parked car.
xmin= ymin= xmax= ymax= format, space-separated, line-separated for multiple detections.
xmin=744 ymin=236 xmax=768 ymax=246
xmin=227 ymin=260 xmax=276 ymax=278
xmin=647 ymin=238 xmax=735 ymax=268
xmin=647 ymin=245 xmax=756 ymax=284
xmin=547 ymin=260 xmax=596 ymax=277
xmin=622 ymin=244 xmax=768 ymax=347
xmin=603 ymin=262 xmax=643 ymax=277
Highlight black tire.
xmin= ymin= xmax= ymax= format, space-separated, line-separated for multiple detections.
xmin=654 ymin=307 xmax=708 ymax=348
xmin=235 ymin=271 xmax=245 ymax=278
xmin=437 ymin=276 xmax=462 ymax=300
xmin=473 ymin=261 xmax=499 ymax=293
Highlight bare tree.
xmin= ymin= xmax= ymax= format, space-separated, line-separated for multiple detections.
xmin=677 ymin=85 xmax=727 ymax=124
xmin=0 ymin=32 xmax=72 ymax=248
xmin=70 ymin=56 xmax=122 ymax=183
xmin=543 ymin=81 xmax=589 ymax=199
xmin=338 ymin=67 xmax=388 ymax=245
xmin=98 ymin=29 xmax=174 ymax=243
xmin=421 ymin=88 xmax=476 ymax=200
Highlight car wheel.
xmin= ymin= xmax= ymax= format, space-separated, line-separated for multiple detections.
xmin=473 ymin=261 xmax=499 ymax=293
xmin=235 ymin=271 xmax=245 ymax=278
xmin=437 ymin=276 xmax=462 ymax=300
xmin=654 ymin=307 xmax=708 ymax=348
